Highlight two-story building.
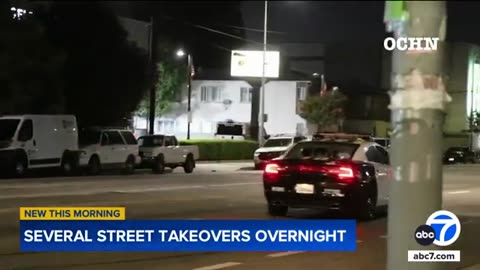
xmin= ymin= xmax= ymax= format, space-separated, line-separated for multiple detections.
xmin=132 ymin=77 xmax=310 ymax=139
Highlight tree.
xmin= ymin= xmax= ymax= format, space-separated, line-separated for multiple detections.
xmin=136 ymin=38 xmax=187 ymax=118
xmin=0 ymin=2 xmax=66 ymax=115
xmin=38 ymin=2 xmax=152 ymax=127
xmin=136 ymin=60 xmax=186 ymax=118
xmin=299 ymin=90 xmax=347 ymax=132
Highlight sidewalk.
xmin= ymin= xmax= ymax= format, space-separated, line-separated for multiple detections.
xmin=195 ymin=162 xmax=255 ymax=172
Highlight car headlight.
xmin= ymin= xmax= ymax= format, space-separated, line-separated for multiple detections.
xmin=254 ymin=152 xmax=260 ymax=157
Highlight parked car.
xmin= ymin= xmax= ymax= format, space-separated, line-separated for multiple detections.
xmin=253 ymin=134 xmax=307 ymax=170
xmin=78 ymin=127 xmax=141 ymax=175
xmin=443 ymin=147 xmax=476 ymax=164
xmin=0 ymin=115 xmax=81 ymax=177
xmin=138 ymin=134 xmax=199 ymax=174
xmin=262 ymin=133 xmax=391 ymax=220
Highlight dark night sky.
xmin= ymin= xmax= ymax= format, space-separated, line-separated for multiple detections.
xmin=242 ymin=1 xmax=480 ymax=45
xmin=109 ymin=1 xmax=480 ymax=67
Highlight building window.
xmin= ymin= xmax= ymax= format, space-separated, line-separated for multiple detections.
xmin=158 ymin=120 xmax=175 ymax=134
xmin=240 ymin=87 xmax=253 ymax=103
xmin=200 ymin=86 xmax=224 ymax=103
xmin=296 ymin=86 xmax=307 ymax=101
xmin=296 ymin=82 xmax=308 ymax=101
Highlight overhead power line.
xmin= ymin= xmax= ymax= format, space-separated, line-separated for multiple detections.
xmin=190 ymin=23 xmax=262 ymax=45
xmin=154 ymin=15 xmax=263 ymax=45
xmin=217 ymin=23 xmax=286 ymax=35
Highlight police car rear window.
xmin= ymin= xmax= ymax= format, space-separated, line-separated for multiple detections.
xmin=263 ymin=139 xmax=292 ymax=147
xmin=285 ymin=142 xmax=359 ymax=160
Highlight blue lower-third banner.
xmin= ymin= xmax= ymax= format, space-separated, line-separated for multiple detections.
xmin=20 ymin=220 xmax=357 ymax=252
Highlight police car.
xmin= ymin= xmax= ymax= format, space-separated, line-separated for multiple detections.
xmin=263 ymin=133 xmax=391 ymax=220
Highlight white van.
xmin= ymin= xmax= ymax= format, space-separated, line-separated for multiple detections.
xmin=214 ymin=120 xmax=267 ymax=140
xmin=0 ymin=115 xmax=80 ymax=177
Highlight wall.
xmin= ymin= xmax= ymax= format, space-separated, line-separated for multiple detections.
xmin=344 ymin=93 xmax=390 ymax=121
xmin=343 ymin=120 xmax=391 ymax=137
xmin=264 ymin=81 xmax=308 ymax=135
xmin=445 ymin=43 xmax=470 ymax=134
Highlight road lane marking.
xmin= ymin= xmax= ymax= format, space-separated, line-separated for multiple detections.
xmin=266 ymin=251 xmax=304 ymax=258
xmin=208 ymin=183 xmax=259 ymax=188
xmin=0 ymin=171 xmax=259 ymax=187
xmin=192 ymin=262 xmax=242 ymax=270
xmin=446 ymin=190 xmax=471 ymax=195
xmin=0 ymin=182 xmax=258 ymax=199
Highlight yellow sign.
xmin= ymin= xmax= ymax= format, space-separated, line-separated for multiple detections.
xmin=19 ymin=207 xmax=125 ymax=220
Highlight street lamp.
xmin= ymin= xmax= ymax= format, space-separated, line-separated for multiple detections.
xmin=176 ymin=49 xmax=186 ymax=58
xmin=176 ymin=49 xmax=193 ymax=140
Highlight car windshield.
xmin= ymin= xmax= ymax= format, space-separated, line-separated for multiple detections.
xmin=0 ymin=119 xmax=20 ymax=141
xmin=284 ymin=142 xmax=359 ymax=161
xmin=79 ymin=129 xmax=101 ymax=146
xmin=138 ymin=136 xmax=164 ymax=147
xmin=263 ymin=138 xmax=292 ymax=147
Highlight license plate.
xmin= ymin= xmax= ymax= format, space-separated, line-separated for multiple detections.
xmin=448 ymin=158 xmax=454 ymax=161
xmin=271 ymin=186 xmax=285 ymax=192
xmin=295 ymin=184 xmax=314 ymax=194
xmin=323 ymin=188 xmax=344 ymax=197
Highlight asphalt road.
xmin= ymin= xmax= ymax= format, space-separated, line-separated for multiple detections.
xmin=0 ymin=163 xmax=479 ymax=270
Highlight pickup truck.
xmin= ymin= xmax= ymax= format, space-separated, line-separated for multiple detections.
xmin=137 ymin=135 xmax=199 ymax=174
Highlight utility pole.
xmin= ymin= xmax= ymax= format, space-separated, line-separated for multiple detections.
xmin=187 ymin=53 xmax=192 ymax=140
xmin=385 ymin=1 xmax=450 ymax=270
xmin=258 ymin=0 xmax=268 ymax=145
xmin=148 ymin=16 xmax=156 ymax=135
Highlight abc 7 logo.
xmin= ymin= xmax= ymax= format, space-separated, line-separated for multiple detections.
xmin=414 ymin=210 xmax=461 ymax=246
xmin=415 ymin=225 xmax=436 ymax=246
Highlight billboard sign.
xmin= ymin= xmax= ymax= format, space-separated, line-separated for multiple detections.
xmin=230 ymin=50 xmax=280 ymax=78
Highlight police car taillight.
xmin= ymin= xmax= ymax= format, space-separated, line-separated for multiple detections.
xmin=265 ymin=163 xmax=280 ymax=174
xmin=264 ymin=163 xmax=284 ymax=181
xmin=327 ymin=165 xmax=358 ymax=183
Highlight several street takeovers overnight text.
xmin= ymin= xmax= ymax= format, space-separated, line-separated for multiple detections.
xmin=19 ymin=207 xmax=357 ymax=251
xmin=24 ymin=229 xmax=347 ymax=243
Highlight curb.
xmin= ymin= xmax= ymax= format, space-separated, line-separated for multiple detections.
xmin=197 ymin=160 xmax=252 ymax=164
xmin=237 ymin=167 xmax=257 ymax=171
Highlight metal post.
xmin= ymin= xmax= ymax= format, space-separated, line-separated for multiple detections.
xmin=148 ymin=16 xmax=155 ymax=135
xmin=187 ymin=54 xmax=192 ymax=140
xmin=386 ymin=2 xmax=449 ymax=270
xmin=258 ymin=0 xmax=268 ymax=145
xmin=470 ymin=57 xmax=475 ymax=150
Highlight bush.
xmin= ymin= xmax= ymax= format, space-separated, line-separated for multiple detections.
xmin=180 ymin=139 xmax=259 ymax=161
